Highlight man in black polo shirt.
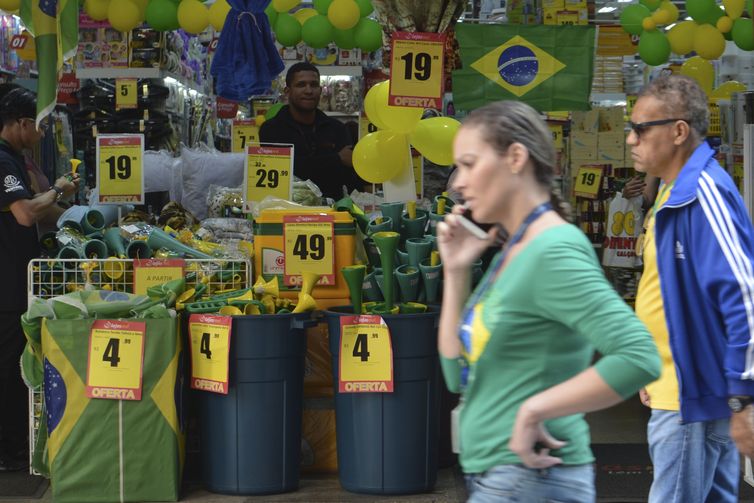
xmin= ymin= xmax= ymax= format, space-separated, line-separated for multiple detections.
xmin=0 ymin=88 xmax=79 ymax=471
xmin=259 ymin=62 xmax=366 ymax=200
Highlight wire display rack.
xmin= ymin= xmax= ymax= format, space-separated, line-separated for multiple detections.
xmin=26 ymin=257 xmax=251 ymax=475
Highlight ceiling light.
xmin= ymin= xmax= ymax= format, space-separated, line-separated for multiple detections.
xmin=598 ymin=6 xmax=617 ymax=12
xmin=665 ymin=22 xmax=676 ymax=30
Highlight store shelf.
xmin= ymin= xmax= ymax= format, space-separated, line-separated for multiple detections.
xmin=590 ymin=92 xmax=627 ymax=103
xmin=74 ymin=67 xmax=206 ymax=93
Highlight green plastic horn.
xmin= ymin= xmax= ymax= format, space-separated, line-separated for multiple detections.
xmin=371 ymin=231 xmax=400 ymax=310
xmin=401 ymin=208 xmax=429 ymax=241
xmin=366 ymin=216 xmax=393 ymax=235
xmin=419 ymin=256 xmax=443 ymax=304
xmin=80 ymin=209 xmax=105 ymax=235
xmin=406 ymin=237 xmax=432 ymax=268
xmin=104 ymin=228 xmax=127 ymax=258
xmin=362 ymin=271 xmax=383 ymax=302
xmin=39 ymin=231 xmax=59 ymax=257
xmin=394 ymin=264 xmax=421 ymax=303
xmin=126 ymin=240 xmax=152 ymax=259
xmin=379 ymin=201 xmax=404 ymax=234
xmin=83 ymin=239 xmax=108 ymax=259
xmin=342 ymin=264 xmax=367 ymax=314
xmin=146 ymin=227 xmax=212 ymax=259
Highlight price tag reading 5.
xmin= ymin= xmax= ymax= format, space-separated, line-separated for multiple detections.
xmin=189 ymin=314 xmax=232 ymax=394
xmin=244 ymin=145 xmax=293 ymax=210
xmin=232 ymin=119 xmax=259 ymax=153
xmin=283 ymin=214 xmax=335 ymax=287
xmin=574 ymin=166 xmax=604 ymax=199
xmin=86 ymin=320 xmax=146 ymax=400
xmin=389 ymin=32 xmax=446 ymax=109
xmin=339 ymin=315 xmax=394 ymax=393
xmin=96 ymin=134 xmax=144 ymax=204
xmin=115 ymin=78 xmax=137 ymax=110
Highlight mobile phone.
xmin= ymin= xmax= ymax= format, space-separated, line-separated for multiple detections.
xmin=458 ymin=206 xmax=494 ymax=240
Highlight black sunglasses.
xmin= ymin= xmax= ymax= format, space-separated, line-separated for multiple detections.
xmin=628 ymin=118 xmax=687 ymax=137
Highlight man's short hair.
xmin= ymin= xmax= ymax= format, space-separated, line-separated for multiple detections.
xmin=285 ymin=62 xmax=320 ymax=87
xmin=639 ymin=74 xmax=710 ymax=139
xmin=0 ymin=87 xmax=36 ymax=126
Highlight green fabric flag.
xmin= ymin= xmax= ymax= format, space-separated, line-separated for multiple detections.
xmin=452 ymin=24 xmax=595 ymax=112
xmin=19 ymin=0 xmax=78 ymax=128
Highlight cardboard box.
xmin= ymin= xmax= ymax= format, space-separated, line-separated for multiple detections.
xmin=571 ymin=110 xmax=599 ymax=132
xmin=598 ymin=107 xmax=625 ymax=132
xmin=598 ymin=131 xmax=626 ymax=148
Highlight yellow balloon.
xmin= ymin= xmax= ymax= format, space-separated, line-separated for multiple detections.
xmin=693 ymin=24 xmax=726 ymax=61
xmin=409 ymin=117 xmax=461 ymax=166
xmin=293 ymin=7 xmax=318 ymax=25
xmin=642 ymin=17 xmax=657 ymax=30
xmin=667 ymin=20 xmax=697 ymax=55
xmin=131 ymin=0 xmax=148 ymax=16
xmin=353 ymin=131 xmax=410 ymax=183
xmin=680 ymin=55 xmax=715 ymax=94
xmin=209 ymin=0 xmax=231 ymax=31
xmin=364 ymin=82 xmax=390 ymax=130
xmin=178 ymin=0 xmax=209 ymax=34
xmin=255 ymin=114 xmax=266 ymax=127
xmin=272 ymin=0 xmax=299 ymax=12
xmin=85 ymin=0 xmax=110 ymax=21
xmin=711 ymin=80 xmax=747 ymax=99
xmin=717 ymin=15 xmax=734 ymax=32
xmin=723 ymin=0 xmax=745 ymax=19
xmin=0 ymin=0 xmax=20 ymax=10
xmin=372 ymin=81 xmax=423 ymax=134
xmin=328 ymin=0 xmax=360 ymax=30
xmin=108 ymin=0 xmax=141 ymax=32
xmin=657 ymin=0 xmax=679 ymax=23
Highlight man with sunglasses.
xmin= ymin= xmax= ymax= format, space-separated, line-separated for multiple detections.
xmin=631 ymin=74 xmax=754 ymax=502
xmin=0 ymin=88 xmax=79 ymax=471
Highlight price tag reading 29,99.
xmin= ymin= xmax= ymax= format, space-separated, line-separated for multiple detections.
xmin=86 ymin=320 xmax=146 ymax=401
xmin=389 ymin=31 xmax=446 ymax=109
xmin=283 ymin=214 xmax=335 ymax=287
xmin=188 ymin=314 xmax=232 ymax=394
xmin=96 ymin=134 xmax=145 ymax=204
xmin=339 ymin=315 xmax=394 ymax=393
xmin=243 ymin=145 xmax=293 ymax=210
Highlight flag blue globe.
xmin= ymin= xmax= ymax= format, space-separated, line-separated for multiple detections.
xmin=497 ymin=45 xmax=539 ymax=87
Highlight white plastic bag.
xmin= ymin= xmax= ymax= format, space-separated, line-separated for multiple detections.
xmin=602 ymin=194 xmax=643 ymax=269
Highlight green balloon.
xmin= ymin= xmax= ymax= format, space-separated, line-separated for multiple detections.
xmin=333 ymin=27 xmax=356 ymax=49
xmin=146 ymin=0 xmax=179 ymax=31
xmin=266 ymin=4 xmax=278 ymax=26
xmin=354 ymin=18 xmax=382 ymax=52
xmin=638 ymin=30 xmax=671 ymax=66
xmin=265 ymin=103 xmax=284 ymax=121
xmin=639 ymin=0 xmax=661 ymax=11
xmin=302 ymin=14 xmax=334 ymax=49
xmin=620 ymin=4 xmax=651 ymax=35
xmin=724 ymin=27 xmax=734 ymax=41
xmin=733 ymin=17 xmax=754 ymax=50
xmin=355 ymin=0 xmax=374 ymax=17
xmin=313 ymin=0 xmax=332 ymax=15
xmin=275 ymin=13 xmax=302 ymax=47
xmin=686 ymin=0 xmax=722 ymax=24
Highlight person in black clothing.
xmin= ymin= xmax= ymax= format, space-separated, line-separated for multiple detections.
xmin=0 ymin=88 xmax=79 ymax=472
xmin=259 ymin=62 xmax=366 ymax=200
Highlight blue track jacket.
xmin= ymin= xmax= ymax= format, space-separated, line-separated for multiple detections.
xmin=656 ymin=142 xmax=754 ymax=422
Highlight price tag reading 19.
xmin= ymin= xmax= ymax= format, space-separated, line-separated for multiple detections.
xmin=389 ymin=31 xmax=446 ymax=109
xmin=574 ymin=166 xmax=604 ymax=199
xmin=232 ymin=119 xmax=259 ymax=153
xmin=243 ymin=145 xmax=293 ymax=210
xmin=283 ymin=214 xmax=335 ymax=287
xmin=86 ymin=320 xmax=146 ymax=400
xmin=96 ymin=134 xmax=145 ymax=204
xmin=188 ymin=314 xmax=232 ymax=394
xmin=339 ymin=315 xmax=394 ymax=393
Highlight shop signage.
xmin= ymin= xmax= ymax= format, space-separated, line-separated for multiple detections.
xmin=11 ymin=31 xmax=35 ymax=61
xmin=57 ymin=72 xmax=80 ymax=105
xmin=96 ymin=134 xmax=144 ymax=204
xmin=216 ymin=97 xmax=239 ymax=119
xmin=243 ymin=144 xmax=293 ymax=209
xmin=115 ymin=78 xmax=138 ymax=110
xmin=282 ymin=213 xmax=335 ymax=286
xmin=86 ymin=320 xmax=146 ymax=400
xmin=548 ymin=124 xmax=564 ymax=149
xmin=188 ymin=314 xmax=232 ymax=394
xmin=338 ymin=315 xmax=394 ymax=393
xmin=231 ymin=119 xmax=259 ymax=153
xmin=133 ymin=259 xmax=185 ymax=295
xmin=389 ymin=32 xmax=446 ymax=109
xmin=574 ymin=166 xmax=604 ymax=199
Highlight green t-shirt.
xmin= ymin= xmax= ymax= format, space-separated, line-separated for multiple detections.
xmin=442 ymin=224 xmax=660 ymax=474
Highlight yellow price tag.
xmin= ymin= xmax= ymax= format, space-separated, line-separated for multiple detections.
xmin=626 ymin=95 xmax=638 ymax=115
xmin=86 ymin=320 xmax=146 ymax=400
xmin=548 ymin=124 xmax=564 ymax=149
xmin=389 ymin=31 xmax=446 ymax=109
xmin=359 ymin=116 xmax=378 ymax=140
xmin=283 ymin=214 xmax=335 ymax=287
xmin=244 ymin=145 xmax=293 ymax=209
xmin=339 ymin=315 xmax=393 ymax=393
xmin=96 ymin=135 xmax=144 ymax=204
xmin=556 ymin=10 xmax=579 ymax=24
xmin=232 ymin=119 xmax=259 ymax=153
xmin=574 ymin=166 xmax=604 ymax=199
xmin=189 ymin=314 xmax=232 ymax=394
xmin=133 ymin=259 xmax=185 ymax=295
xmin=115 ymin=78 xmax=138 ymax=110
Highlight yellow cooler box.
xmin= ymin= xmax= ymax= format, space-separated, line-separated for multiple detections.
xmin=253 ymin=209 xmax=357 ymax=299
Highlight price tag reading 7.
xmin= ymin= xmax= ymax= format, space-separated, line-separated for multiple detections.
xmin=232 ymin=119 xmax=259 ymax=153
xmin=389 ymin=32 xmax=446 ymax=109
xmin=283 ymin=214 xmax=335 ymax=287
xmin=188 ymin=314 xmax=232 ymax=394
xmin=96 ymin=134 xmax=145 ymax=204
xmin=339 ymin=315 xmax=394 ymax=393
xmin=86 ymin=320 xmax=146 ymax=400
xmin=574 ymin=166 xmax=604 ymax=199
xmin=243 ymin=145 xmax=293 ymax=210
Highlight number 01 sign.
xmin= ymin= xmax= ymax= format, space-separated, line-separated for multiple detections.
xmin=96 ymin=134 xmax=145 ymax=204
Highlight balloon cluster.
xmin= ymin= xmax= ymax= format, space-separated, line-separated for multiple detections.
xmin=679 ymin=55 xmax=747 ymax=98
xmin=83 ymin=0 xmax=215 ymax=34
xmin=267 ymin=0 xmax=382 ymax=51
xmin=352 ymin=81 xmax=461 ymax=183
xmin=621 ymin=0 xmax=754 ymax=65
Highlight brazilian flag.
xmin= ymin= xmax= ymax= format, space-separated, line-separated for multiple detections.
xmin=453 ymin=24 xmax=595 ymax=112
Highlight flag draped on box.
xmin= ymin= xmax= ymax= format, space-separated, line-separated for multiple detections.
xmin=19 ymin=0 xmax=78 ymax=128
xmin=452 ymin=24 xmax=595 ymax=112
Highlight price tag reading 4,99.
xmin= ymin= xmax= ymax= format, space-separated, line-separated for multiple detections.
xmin=96 ymin=134 xmax=145 ymax=204
xmin=232 ymin=119 xmax=259 ymax=153
xmin=389 ymin=31 xmax=446 ymax=109
xmin=574 ymin=166 xmax=604 ymax=199
xmin=188 ymin=314 xmax=232 ymax=394
xmin=86 ymin=320 xmax=146 ymax=400
xmin=339 ymin=315 xmax=394 ymax=393
xmin=283 ymin=214 xmax=335 ymax=287
xmin=243 ymin=145 xmax=293 ymax=210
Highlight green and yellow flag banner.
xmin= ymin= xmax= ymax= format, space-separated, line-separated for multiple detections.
xmin=19 ymin=0 xmax=78 ymax=128
xmin=452 ymin=24 xmax=596 ymax=112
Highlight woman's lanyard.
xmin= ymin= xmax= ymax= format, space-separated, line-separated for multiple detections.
xmin=458 ymin=201 xmax=553 ymax=388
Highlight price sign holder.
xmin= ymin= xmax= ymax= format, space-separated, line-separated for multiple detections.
xmin=133 ymin=259 xmax=186 ymax=295
xmin=188 ymin=314 xmax=232 ymax=394
xmin=339 ymin=315 xmax=394 ymax=393
xmin=548 ymin=124 xmax=564 ymax=149
xmin=283 ymin=214 xmax=335 ymax=286
xmin=232 ymin=119 xmax=260 ymax=153
xmin=96 ymin=134 xmax=145 ymax=204
xmin=574 ymin=166 xmax=604 ymax=199
xmin=389 ymin=32 xmax=446 ymax=109
xmin=243 ymin=144 xmax=293 ymax=211
xmin=115 ymin=78 xmax=138 ymax=110
xmin=86 ymin=320 xmax=146 ymax=400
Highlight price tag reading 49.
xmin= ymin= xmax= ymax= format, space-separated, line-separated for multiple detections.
xmin=96 ymin=134 xmax=145 ymax=204
xmin=389 ymin=32 xmax=446 ymax=109
xmin=339 ymin=315 xmax=394 ymax=393
xmin=189 ymin=314 xmax=232 ymax=394
xmin=574 ymin=166 xmax=604 ymax=199
xmin=86 ymin=320 xmax=146 ymax=400
xmin=244 ymin=145 xmax=293 ymax=210
xmin=283 ymin=214 xmax=335 ymax=287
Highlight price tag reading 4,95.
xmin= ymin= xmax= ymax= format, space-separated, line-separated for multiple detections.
xmin=243 ymin=145 xmax=293 ymax=210
xmin=389 ymin=31 xmax=446 ymax=109
xmin=188 ymin=314 xmax=232 ymax=394
xmin=232 ymin=119 xmax=259 ymax=153
xmin=96 ymin=134 xmax=144 ymax=204
xmin=86 ymin=320 xmax=146 ymax=400
xmin=339 ymin=315 xmax=394 ymax=393
xmin=283 ymin=214 xmax=335 ymax=287
xmin=574 ymin=166 xmax=604 ymax=199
